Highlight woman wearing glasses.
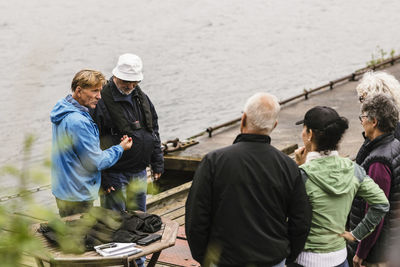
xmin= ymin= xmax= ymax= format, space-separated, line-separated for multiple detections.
xmin=348 ymin=94 xmax=400 ymax=267
xmin=292 ymin=105 xmax=389 ymax=267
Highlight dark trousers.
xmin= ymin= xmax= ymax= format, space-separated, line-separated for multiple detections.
xmin=55 ymin=198 xmax=94 ymax=217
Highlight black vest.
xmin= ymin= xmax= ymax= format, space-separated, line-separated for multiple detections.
xmin=101 ymin=80 xmax=153 ymax=135
xmin=349 ymin=134 xmax=400 ymax=262
xmin=94 ymin=79 xmax=159 ymax=173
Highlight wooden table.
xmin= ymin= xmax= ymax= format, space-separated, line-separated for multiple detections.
xmin=30 ymin=214 xmax=179 ymax=267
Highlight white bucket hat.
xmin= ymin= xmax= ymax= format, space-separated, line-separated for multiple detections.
xmin=112 ymin=53 xmax=144 ymax=81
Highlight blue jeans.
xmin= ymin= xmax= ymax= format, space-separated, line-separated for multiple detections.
xmin=272 ymin=259 xmax=286 ymax=267
xmin=100 ymin=169 xmax=147 ymax=267
xmin=335 ymin=259 xmax=349 ymax=267
xmin=100 ymin=169 xmax=147 ymax=212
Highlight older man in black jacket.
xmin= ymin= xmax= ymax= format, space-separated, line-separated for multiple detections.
xmin=91 ymin=53 xmax=163 ymax=267
xmin=185 ymin=92 xmax=312 ymax=267
xmin=91 ymin=54 xmax=163 ymax=214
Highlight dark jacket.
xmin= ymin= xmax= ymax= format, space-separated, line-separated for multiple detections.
xmin=38 ymin=207 xmax=162 ymax=254
xmin=185 ymin=134 xmax=312 ymax=267
xmin=355 ymin=122 xmax=400 ymax=164
xmin=395 ymin=121 xmax=400 ymax=140
xmin=91 ymin=79 xmax=164 ymax=186
xmin=349 ymin=133 xmax=400 ymax=263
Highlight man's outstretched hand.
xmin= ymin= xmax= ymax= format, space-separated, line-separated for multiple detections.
xmin=120 ymin=135 xmax=133 ymax=150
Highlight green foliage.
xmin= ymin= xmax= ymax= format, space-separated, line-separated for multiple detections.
xmin=0 ymin=165 xmax=20 ymax=177
xmin=0 ymin=134 xmax=57 ymax=266
xmin=43 ymin=215 xmax=95 ymax=254
xmin=0 ymin=133 xmax=93 ymax=264
xmin=0 ymin=208 xmax=46 ymax=266
xmin=203 ymin=242 xmax=222 ymax=267
xmin=126 ymin=178 xmax=159 ymax=210
xmin=367 ymin=46 xmax=396 ymax=67
xmin=147 ymin=181 xmax=160 ymax=196
xmin=0 ymin=134 xmax=160 ymax=265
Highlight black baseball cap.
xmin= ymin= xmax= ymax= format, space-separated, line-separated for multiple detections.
xmin=295 ymin=106 xmax=340 ymax=130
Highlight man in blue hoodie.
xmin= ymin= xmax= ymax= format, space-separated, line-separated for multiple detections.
xmin=50 ymin=69 xmax=133 ymax=217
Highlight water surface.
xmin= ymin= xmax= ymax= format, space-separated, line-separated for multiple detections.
xmin=1 ymin=0 xmax=400 ymax=168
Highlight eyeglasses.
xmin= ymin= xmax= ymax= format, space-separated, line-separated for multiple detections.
xmin=359 ymin=93 xmax=367 ymax=103
xmin=358 ymin=114 xmax=368 ymax=122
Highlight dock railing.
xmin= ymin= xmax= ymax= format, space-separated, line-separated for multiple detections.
xmin=197 ymin=54 xmax=400 ymax=138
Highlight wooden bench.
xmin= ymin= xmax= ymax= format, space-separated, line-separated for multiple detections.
xmin=30 ymin=214 xmax=179 ymax=267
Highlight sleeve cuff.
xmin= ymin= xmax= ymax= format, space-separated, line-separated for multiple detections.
xmin=151 ymin=164 xmax=164 ymax=174
xmin=351 ymin=231 xmax=361 ymax=242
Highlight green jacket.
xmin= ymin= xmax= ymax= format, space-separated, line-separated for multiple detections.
xmin=300 ymin=155 xmax=389 ymax=253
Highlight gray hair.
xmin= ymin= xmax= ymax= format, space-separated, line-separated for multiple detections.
xmin=243 ymin=92 xmax=280 ymax=134
xmin=361 ymin=94 xmax=399 ymax=133
xmin=356 ymin=71 xmax=400 ymax=106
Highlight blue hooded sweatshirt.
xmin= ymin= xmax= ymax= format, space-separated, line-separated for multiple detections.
xmin=50 ymin=95 xmax=124 ymax=201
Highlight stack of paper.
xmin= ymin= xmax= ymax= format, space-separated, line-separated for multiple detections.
xmin=94 ymin=243 xmax=142 ymax=257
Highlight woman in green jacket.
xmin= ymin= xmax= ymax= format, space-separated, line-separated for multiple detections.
xmin=291 ymin=106 xmax=389 ymax=267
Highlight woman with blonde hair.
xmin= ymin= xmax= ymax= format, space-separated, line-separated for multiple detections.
xmin=356 ymin=71 xmax=400 ymax=140
xmin=356 ymin=71 xmax=400 ymax=105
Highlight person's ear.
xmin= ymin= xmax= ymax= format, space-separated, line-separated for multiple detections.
xmin=240 ymin=112 xmax=247 ymax=132
xmin=371 ymin=117 xmax=378 ymax=128
xmin=308 ymin=128 xmax=313 ymax=142
xmin=272 ymin=120 xmax=278 ymax=130
xmin=75 ymin=86 xmax=82 ymax=95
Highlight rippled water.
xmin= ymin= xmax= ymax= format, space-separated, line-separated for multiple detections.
xmin=1 ymin=0 xmax=400 ymax=166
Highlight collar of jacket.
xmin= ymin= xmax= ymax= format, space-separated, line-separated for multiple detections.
xmin=102 ymin=77 xmax=153 ymax=132
xmin=233 ymin=133 xmax=271 ymax=144
xmin=364 ymin=133 xmax=394 ymax=152
xmin=66 ymin=94 xmax=89 ymax=113
xmin=109 ymin=78 xmax=137 ymax=103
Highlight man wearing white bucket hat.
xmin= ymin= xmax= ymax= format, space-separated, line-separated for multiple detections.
xmin=91 ymin=53 xmax=163 ymax=213
xmin=91 ymin=53 xmax=163 ymax=267
xmin=112 ymin=53 xmax=144 ymax=81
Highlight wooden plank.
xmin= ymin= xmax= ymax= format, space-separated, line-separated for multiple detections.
xmin=149 ymin=196 xmax=187 ymax=218
xmin=153 ymin=262 xmax=185 ymax=267
xmin=164 ymin=155 xmax=201 ymax=172
xmin=175 ymin=216 xmax=185 ymax=227
xmin=147 ymin=182 xmax=191 ymax=212
xmin=13 ymin=211 xmax=49 ymax=223
xmin=20 ymin=253 xmax=40 ymax=267
xmin=161 ymin=206 xmax=185 ymax=221
xmin=22 ymin=253 xmax=176 ymax=267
